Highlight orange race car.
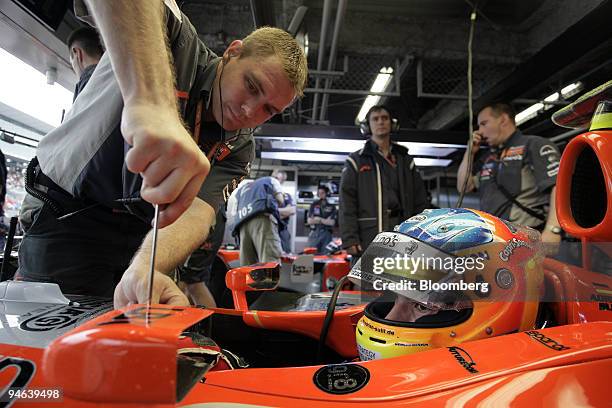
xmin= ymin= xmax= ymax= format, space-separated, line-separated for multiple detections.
xmin=1 ymin=82 xmax=611 ymax=407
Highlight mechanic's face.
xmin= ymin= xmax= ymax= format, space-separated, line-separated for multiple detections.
xmin=318 ymin=188 xmax=327 ymax=200
xmin=369 ymin=109 xmax=392 ymax=139
xmin=385 ymin=295 xmax=440 ymax=322
xmin=212 ymin=41 xmax=296 ymax=131
xmin=477 ymin=107 xmax=508 ymax=147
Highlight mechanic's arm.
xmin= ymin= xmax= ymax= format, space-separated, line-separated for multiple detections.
xmin=541 ymin=187 xmax=562 ymax=243
xmin=456 ymin=132 xmax=482 ymax=193
xmin=83 ymin=0 xmax=209 ymax=227
xmin=321 ymin=216 xmax=336 ymax=227
xmin=278 ymin=205 xmax=296 ymax=219
xmin=114 ymin=198 xmax=215 ymax=308
xmin=307 ymin=204 xmax=321 ymax=225
xmin=274 ymin=192 xmax=284 ymax=205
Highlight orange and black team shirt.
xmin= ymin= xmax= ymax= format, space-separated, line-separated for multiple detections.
xmin=471 ymin=131 xmax=561 ymax=228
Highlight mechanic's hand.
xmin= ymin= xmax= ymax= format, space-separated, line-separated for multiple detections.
xmin=114 ymin=267 xmax=189 ymax=309
xmin=121 ymin=103 xmax=210 ymax=228
xmin=347 ymin=244 xmax=362 ymax=256
xmin=470 ymin=132 xmax=483 ymax=154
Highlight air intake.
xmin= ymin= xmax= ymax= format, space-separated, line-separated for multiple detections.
xmin=570 ymin=146 xmax=607 ymax=228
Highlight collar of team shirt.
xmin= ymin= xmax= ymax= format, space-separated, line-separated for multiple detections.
xmin=375 ymin=144 xmax=398 ymax=168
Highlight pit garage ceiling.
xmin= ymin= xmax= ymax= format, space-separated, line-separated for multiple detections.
xmin=181 ymin=0 xmax=612 ymax=136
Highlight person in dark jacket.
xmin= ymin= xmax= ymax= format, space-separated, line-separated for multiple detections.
xmin=67 ymin=26 xmax=103 ymax=101
xmin=339 ymin=105 xmax=429 ymax=256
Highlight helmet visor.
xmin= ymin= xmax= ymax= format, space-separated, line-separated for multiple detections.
xmin=348 ymin=232 xmax=484 ymax=310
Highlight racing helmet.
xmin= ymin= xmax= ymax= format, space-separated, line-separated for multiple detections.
xmin=350 ymin=208 xmax=544 ymax=361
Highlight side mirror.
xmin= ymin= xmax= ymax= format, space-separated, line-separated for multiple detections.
xmin=225 ymin=263 xmax=280 ymax=310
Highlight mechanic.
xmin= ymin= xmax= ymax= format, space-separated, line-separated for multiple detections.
xmin=67 ymin=26 xmax=103 ymax=101
xmin=339 ymin=105 xmax=429 ymax=258
xmin=271 ymin=169 xmax=296 ymax=253
xmin=307 ymin=185 xmax=337 ymax=253
xmin=456 ymin=102 xmax=563 ymax=244
xmin=16 ymin=0 xmax=307 ymax=308
xmin=233 ymin=175 xmax=285 ymax=265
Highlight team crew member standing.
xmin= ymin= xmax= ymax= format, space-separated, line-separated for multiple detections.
xmin=456 ymin=102 xmax=562 ymax=243
xmin=340 ymin=105 xmax=428 ymax=256
xmin=307 ymin=186 xmax=336 ymax=253
xmin=17 ymin=0 xmax=307 ymax=308
xmin=233 ymin=176 xmax=285 ymax=265
xmin=67 ymin=26 xmax=103 ymax=100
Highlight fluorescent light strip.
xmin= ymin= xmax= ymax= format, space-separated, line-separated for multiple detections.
xmin=261 ymin=151 xmax=348 ymax=162
xmin=261 ymin=137 xmax=465 ymax=149
xmin=356 ymin=66 xmax=394 ymax=122
xmin=413 ymin=158 xmax=452 ymax=167
xmin=269 ymin=140 xmax=457 ymax=157
xmin=261 ymin=151 xmax=453 ymax=167
xmin=515 ymin=82 xmax=583 ymax=126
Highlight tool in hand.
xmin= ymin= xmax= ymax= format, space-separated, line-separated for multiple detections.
xmin=147 ymin=204 xmax=160 ymax=308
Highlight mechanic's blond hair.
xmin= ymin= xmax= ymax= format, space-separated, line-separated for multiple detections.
xmin=241 ymin=26 xmax=308 ymax=97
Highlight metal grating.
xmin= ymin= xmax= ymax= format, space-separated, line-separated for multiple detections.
xmin=307 ymin=54 xmax=399 ymax=92
xmin=418 ymin=58 xmax=515 ymax=99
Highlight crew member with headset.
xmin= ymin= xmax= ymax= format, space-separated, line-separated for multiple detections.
xmin=307 ymin=185 xmax=337 ymax=253
xmin=232 ymin=176 xmax=285 ymax=265
xmin=339 ymin=105 xmax=429 ymax=257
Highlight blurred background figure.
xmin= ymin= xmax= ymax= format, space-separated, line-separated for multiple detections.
xmin=233 ymin=176 xmax=285 ymax=265
xmin=67 ymin=26 xmax=103 ymax=100
xmin=271 ymin=169 xmax=296 ymax=253
xmin=307 ymin=185 xmax=337 ymax=253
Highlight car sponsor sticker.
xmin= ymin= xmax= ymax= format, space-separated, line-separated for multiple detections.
xmin=447 ymin=346 xmax=479 ymax=374
xmin=357 ymin=343 xmax=381 ymax=361
xmin=313 ymin=364 xmax=370 ymax=395
xmin=524 ymin=330 xmax=570 ymax=351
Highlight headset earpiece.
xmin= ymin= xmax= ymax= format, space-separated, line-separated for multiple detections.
xmin=359 ymin=120 xmax=371 ymax=137
xmin=391 ymin=118 xmax=400 ymax=133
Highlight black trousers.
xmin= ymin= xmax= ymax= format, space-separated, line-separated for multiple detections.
xmin=17 ymin=203 xmax=150 ymax=298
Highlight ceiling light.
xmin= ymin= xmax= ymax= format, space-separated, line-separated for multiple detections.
xmin=515 ymin=81 xmax=584 ymax=126
xmin=544 ymin=92 xmax=559 ymax=103
xmin=413 ymin=158 xmax=452 ymax=167
xmin=560 ymin=82 xmax=583 ymax=98
xmin=261 ymin=151 xmax=348 ymax=162
xmin=515 ymin=103 xmax=544 ymax=125
xmin=356 ymin=67 xmax=394 ymax=123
